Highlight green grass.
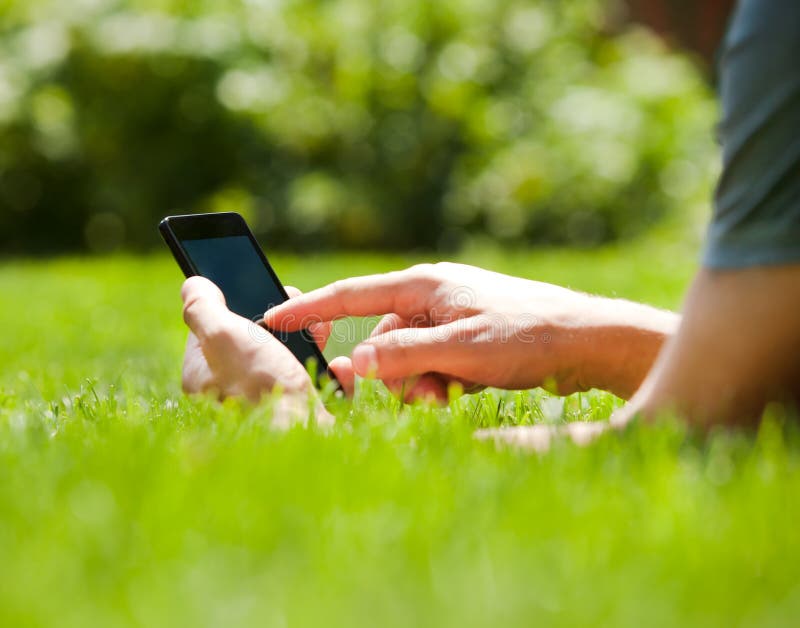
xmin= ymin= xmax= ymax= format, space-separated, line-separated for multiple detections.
xmin=2 ymin=237 xmax=800 ymax=627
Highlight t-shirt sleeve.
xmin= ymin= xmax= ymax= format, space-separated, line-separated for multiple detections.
xmin=702 ymin=0 xmax=800 ymax=269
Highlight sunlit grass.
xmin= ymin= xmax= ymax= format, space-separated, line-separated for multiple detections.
xmin=1 ymin=238 xmax=799 ymax=627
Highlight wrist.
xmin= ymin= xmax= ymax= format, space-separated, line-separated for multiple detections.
xmin=575 ymin=297 xmax=678 ymax=399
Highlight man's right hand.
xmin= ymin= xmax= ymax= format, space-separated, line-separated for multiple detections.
xmin=264 ymin=263 xmax=678 ymax=401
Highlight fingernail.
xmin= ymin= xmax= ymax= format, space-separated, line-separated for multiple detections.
xmin=352 ymin=344 xmax=378 ymax=376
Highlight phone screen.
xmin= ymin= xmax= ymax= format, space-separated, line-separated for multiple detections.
xmin=180 ymin=234 xmax=320 ymax=369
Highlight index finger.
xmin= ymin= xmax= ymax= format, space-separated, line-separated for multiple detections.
xmin=264 ymin=267 xmax=433 ymax=331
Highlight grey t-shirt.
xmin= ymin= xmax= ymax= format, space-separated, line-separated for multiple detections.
xmin=703 ymin=0 xmax=800 ymax=268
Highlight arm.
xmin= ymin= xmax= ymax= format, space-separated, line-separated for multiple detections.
xmin=265 ymin=260 xmax=800 ymax=443
xmin=265 ymin=262 xmax=679 ymax=401
xmin=572 ymin=297 xmax=679 ymax=400
xmin=179 ymin=266 xmax=675 ymax=409
xmin=481 ymin=263 xmax=800 ymax=451
xmin=625 ymin=265 xmax=800 ymax=427
xmin=489 ymin=2 xmax=800 ymax=442
xmin=622 ymin=3 xmax=800 ymax=428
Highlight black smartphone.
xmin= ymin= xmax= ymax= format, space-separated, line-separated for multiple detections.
xmin=159 ymin=212 xmax=339 ymax=391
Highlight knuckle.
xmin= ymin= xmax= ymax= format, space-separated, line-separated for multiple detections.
xmin=433 ymin=261 xmax=457 ymax=274
xmin=180 ymin=277 xmax=201 ymax=302
xmin=181 ymin=294 xmax=202 ymax=327
xmin=303 ymin=312 xmax=324 ymax=327
xmin=409 ymin=263 xmax=437 ymax=279
xmin=328 ymin=279 xmax=348 ymax=296
xmin=281 ymin=366 xmax=311 ymax=393
xmin=395 ymin=327 xmax=418 ymax=346
xmin=205 ymin=322 xmax=236 ymax=346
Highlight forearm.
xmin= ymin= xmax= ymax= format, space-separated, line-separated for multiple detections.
xmin=621 ymin=267 xmax=800 ymax=428
xmin=575 ymin=297 xmax=680 ymax=399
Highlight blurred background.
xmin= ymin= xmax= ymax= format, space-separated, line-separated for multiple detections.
xmin=0 ymin=0 xmax=727 ymax=255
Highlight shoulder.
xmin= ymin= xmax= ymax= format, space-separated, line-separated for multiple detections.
xmin=722 ymin=0 xmax=800 ymax=45
xmin=717 ymin=0 xmax=800 ymax=142
xmin=704 ymin=0 xmax=800 ymax=270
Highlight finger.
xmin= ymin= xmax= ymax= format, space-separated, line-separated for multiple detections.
xmin=474 ymin=426 xmax=556 ymax=453
xmin=382 ymin=375 xmax=417 ymax=399
xmin=328 ymin=356 xmax=355 ymax=397
xmin=370 ymin=315 xmax=447 ymax=400
xmin=181 ymin=275 xmax=226 ymax=308
xmin=370 ymin=313 xmax=407 ymax=338
xmin=351 ymin=321 xmax=473 ymax=380
xmin=264 ymin=268 xmax=432 ymax=331
xmin=389 ymin=373 xmax=480 ymax=402
xmin=307 ymin=322 xmax=332 ymax=350
xmin=408 ymin=375 xmax=450 ymax=403
xmin=390 ymin=373 xmax=449 ymax=404
xmin=369 ymin=313 xmax=455 ymax=402
xmin=181 ymin=277 xmax=231 ymax=342
xmin=474 ymin=422 xmax=611 ymax=452
xmin=285 ymin=285 xmax=332 ymax=349
xmin=564 ymin=421 xmax=609 ymax=446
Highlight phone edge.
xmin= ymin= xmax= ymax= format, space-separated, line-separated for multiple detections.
xmin=159 ymin=218 xmax=199 ymax=278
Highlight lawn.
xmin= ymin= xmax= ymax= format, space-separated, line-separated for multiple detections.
xmin=1 ymin=236 xmax=799 ymax=627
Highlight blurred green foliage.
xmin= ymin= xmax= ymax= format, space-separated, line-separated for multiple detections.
xmin=0 ymin=0 xmax=717 ymax=253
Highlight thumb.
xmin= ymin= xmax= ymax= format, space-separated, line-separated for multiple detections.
xmin=181 ymin=276 xmax=230 ymax=341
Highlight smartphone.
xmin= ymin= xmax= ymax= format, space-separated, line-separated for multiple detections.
xmin=159 ymin=212 xmax=339 ymax=391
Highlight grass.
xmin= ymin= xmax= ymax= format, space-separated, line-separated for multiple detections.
xmin=1 ymin=236 xmax=800 ymax=627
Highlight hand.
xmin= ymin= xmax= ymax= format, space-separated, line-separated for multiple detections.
xmin=180 ymin=276 xmax=355 ymax=410
xmin=264 ymin=262 xmax=677 ymax=401
xmin=342 ymin=310 xmax=485 ymax=402
xmin=475 ymin=411 xmax=633 ymax=452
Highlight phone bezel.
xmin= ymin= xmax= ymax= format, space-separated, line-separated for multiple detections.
xmin=160 ymin=212 xmax=292 ymax=303
xmin=159 ymin=212 xmax=339 ymax=390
